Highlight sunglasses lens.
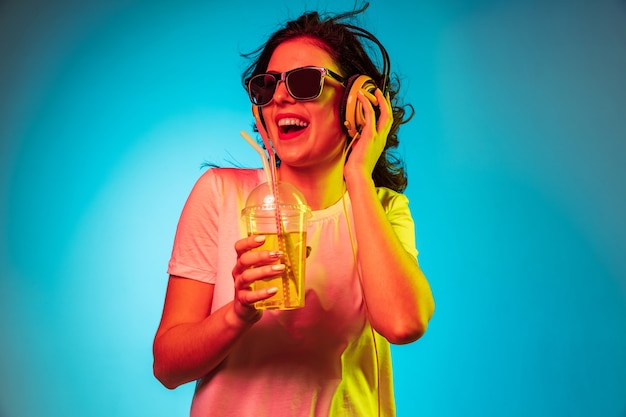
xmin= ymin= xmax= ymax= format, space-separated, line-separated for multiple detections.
xmin=248 ymin=74 xmax=277 ymax=106
xmin=287 ymin=68 xmax=323 ymax=100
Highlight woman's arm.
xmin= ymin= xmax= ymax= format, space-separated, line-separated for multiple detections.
xmin=343 ymin=89 xmax=435 ymax=345
xmin=344 ymin=174 xmax=435 ymax=344
xmin=153 ymin=276 xmax=247 ymax=389
xmin=153 ymin=235 xmax=283 ymax=389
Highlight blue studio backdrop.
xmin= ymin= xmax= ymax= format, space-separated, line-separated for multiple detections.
xmin=1 ymin=1 xmax=625 ymax=416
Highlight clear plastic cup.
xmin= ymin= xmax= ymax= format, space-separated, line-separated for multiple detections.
xmin=241 ymin=181 xmax=311 ymax=310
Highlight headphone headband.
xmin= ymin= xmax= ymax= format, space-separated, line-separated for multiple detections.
xmin=342 ymin=23 xmax=391 ymax=96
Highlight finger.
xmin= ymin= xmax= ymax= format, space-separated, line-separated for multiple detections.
xmin=356 ymin=90 xmax=375 ymax=132
xmin=365 ymin=93 xmax=391 ymax=140
xmin=237 ymin=264 xmax=285 ymax=289
xmin=374 ymin=88 xmax=392 ymax=127
xmin=233 ymin=237 xmax=265 ymax=276
xmin=240 ymin=286 xmax=279 ymax=305
xmin=233 ymin=238 xmax=284 ymax=296
xmin=233 ymin=265 xmax=282 ymax=316
xmin=377 ymin=87 xmax=392 ymax=110
xmin=237 ymin=248 xmax=283 ymax=274
xmin=234 ymin=235 xmax=267 ymax=257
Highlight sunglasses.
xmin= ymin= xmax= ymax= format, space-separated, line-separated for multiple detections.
xmin=246 ymin=66 xmax=346 ymax=107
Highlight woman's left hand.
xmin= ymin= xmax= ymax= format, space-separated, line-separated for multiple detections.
xmin=343 ymin=88 xmax=393 ymax=181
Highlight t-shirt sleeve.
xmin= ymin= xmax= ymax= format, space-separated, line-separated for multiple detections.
xmin=377 ymin=188 xmax=419 ymax=259
xmin=167 ymin=169 xmax=221 ymax=283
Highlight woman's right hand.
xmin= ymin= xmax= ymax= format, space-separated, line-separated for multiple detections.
xmin=231 ymin=235 xmax=284 ymax=323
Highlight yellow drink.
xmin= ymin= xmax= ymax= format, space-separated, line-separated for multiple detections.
xmin=251 ymin=231 xmax=307 ymax=310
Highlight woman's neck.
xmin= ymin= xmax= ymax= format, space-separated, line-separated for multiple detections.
xmin=277 ymin=162 xmax=345 ymax=211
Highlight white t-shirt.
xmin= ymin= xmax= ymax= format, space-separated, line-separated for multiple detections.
xmin=168 ymin=168 xmax=418 ymax=417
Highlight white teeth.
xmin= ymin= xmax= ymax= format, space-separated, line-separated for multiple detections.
xmin=277 ymin=117 xmax=309 ymax=128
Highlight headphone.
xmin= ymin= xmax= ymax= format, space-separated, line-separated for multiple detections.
xmin=253 ymin=24 xmax=391 ymax=141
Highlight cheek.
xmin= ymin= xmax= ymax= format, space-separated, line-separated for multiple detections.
xmin=319 ymin=91 xmax=346 ymax=132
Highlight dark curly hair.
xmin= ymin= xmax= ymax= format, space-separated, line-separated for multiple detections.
xmin=241 ymin=3 xmax=413 ymax=193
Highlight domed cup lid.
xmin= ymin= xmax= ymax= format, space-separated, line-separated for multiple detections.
xmin=242 ymin=181 xmax=310 ymax=216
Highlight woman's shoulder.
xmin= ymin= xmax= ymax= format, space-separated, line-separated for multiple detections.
xmin=185 ymin=168 xmax=264 ymax=203
xmin=375 ymin=186 xmax=409 ymax=208
xmin=197 ymin=167 xmax=264 ymax=188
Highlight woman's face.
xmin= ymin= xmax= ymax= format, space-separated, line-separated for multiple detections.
xmin=259 ymin=38 xmax=347 ymax=171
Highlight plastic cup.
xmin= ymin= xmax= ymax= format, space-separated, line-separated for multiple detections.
xmin=241 ymin=181 xmax=311 ymax=310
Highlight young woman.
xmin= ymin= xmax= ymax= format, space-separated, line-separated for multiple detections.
xmin=153 ymin=6 xmax=434 ymax=416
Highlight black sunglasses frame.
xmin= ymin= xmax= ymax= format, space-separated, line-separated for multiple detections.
xmin=246 ymin=66 xmax=346 ymax=106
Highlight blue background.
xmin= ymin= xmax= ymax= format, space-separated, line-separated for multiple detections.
xmin=1 ymin=0 xmax=625 ymax=416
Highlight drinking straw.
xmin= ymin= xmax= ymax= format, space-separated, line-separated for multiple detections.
xmin=240 ymin=130 xmax=293 ymax=308
xmin=240 ymin=130 xmax=272 ymax=185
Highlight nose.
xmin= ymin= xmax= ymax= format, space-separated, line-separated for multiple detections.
xmin=273 ymin=79 xmax=294 ymax=104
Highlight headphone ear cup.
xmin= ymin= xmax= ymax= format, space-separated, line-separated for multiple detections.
xmin=341 ymin=74 xmax=378 ymax=139
xmin=252 ymin=105 xmax=270 ymax=139
xmin=252 ymin=105 xmax=263 ymax=127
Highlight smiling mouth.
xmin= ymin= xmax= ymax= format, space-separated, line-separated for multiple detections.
xmin=277 ymin=117 xmax=309 ymax=134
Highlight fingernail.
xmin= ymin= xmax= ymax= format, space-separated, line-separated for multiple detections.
xmin=267 ymin=287 xmax=278 ymax=295
xmin=271 ymin=264 xmax=285 ymax=271
xmin=269 ymin=250 xmax=283 ymax=258
xmin=254 ymin=235 xmax=266 ymax=243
